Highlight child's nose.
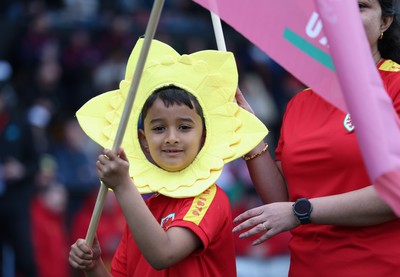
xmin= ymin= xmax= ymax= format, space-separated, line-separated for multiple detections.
xmin=165 ymin=129 xmax=179 ymax=144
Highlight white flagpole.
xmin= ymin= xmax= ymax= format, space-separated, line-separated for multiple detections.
xmin=85 ymin=0 xmax=165 ymax=247
xmin=210 ymin=11 xmax=227 ymax=51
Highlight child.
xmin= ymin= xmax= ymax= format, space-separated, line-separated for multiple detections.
xmin=68 ymin=38 xmax=268 ymax=276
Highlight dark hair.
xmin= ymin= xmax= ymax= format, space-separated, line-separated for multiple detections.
xmin=140 ymin=85 xmax=204 ymax=128
xmin=379 ymin=0 xmax=400 ymax=63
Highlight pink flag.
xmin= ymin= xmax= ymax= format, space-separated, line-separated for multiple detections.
xmin=193 ymin=0 xmax=400 ymax=215
xmin=193 ymin=0 xmax=348 ymax=112
xmin=315 ymin=0 xmax=400 ymax=215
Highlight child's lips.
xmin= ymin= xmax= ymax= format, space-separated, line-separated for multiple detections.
xmin=162 ymin=149 xmax=183 ymax=153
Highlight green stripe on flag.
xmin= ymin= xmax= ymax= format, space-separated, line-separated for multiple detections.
xmin=283 ymin=28 xmax=335 ymax=72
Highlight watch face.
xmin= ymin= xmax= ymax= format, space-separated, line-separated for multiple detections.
xmin=295 ymin=200 xmax=311 ymax=215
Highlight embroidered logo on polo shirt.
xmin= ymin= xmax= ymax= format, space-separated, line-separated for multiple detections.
xmin=343 ymin=113 xmax=355 ymax=132
xmin=160 ymin=213 xmax=175 ymax=231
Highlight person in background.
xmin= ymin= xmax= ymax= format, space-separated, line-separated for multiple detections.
xmin=71 ymin=189 xmax=125 ymax=276
xmin=233 ymin=0 xmax=400 ymax=276
xmin=51 ymin=118 xmax=100 ymax=232
xmin=31 ymin=154 xmax=70 ymax=277
xmin=0 ymin=60 xmax=39 ymax=276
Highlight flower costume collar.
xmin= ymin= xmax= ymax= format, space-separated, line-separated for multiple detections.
xmin=76 ymin=38 xmax=268 ymax=198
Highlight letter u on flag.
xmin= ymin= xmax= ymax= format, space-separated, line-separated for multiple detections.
xmin=193 ymin=0 xmax=400 ymax=215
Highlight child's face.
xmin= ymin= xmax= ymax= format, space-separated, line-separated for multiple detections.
xmin=140 ymin=98 xmax=205 ymax=172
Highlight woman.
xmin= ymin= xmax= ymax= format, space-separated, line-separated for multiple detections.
xmin=233 ymin=0 xmax=400 ymax=276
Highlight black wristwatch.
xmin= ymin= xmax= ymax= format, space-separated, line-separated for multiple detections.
xmin=292 ymin=198 xmax=313 ymax=224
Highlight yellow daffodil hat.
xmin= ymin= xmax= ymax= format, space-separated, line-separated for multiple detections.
xmin=76 ymin=38 xmax=268 ymax=198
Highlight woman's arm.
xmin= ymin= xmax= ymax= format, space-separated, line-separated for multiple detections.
xmin=233 ymin=185 xmax=398 ymax=245
xmin=236 ymin=88 xmax=288 ymax=203
xmin=244 ymin=147 xmax=289 ymax=203
xmin=309 ymin=185 xmax=396 ymax=225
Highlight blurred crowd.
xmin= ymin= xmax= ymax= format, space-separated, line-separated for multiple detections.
xmin=0 ymin=1 xmax=305 ymax=276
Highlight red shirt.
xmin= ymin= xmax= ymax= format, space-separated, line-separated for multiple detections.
xmin=110 ymin=184 xmax=237 ymax=277
xmin=276 ymin=59 xmax=400 ymax=277
xmin=71 ymin=192 xmax=125 ymax=268
xmin=31 ymin=197 xmax=70 ymax=277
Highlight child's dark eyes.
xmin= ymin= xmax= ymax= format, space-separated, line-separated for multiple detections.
xmin=151 ymin=125 xmax=192 ymax=132
xmin=179 ymin=125 xmax=192 ymax=131
xmin=151 ymin=126 xmax=165 ymax=132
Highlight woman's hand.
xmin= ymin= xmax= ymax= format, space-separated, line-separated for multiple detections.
xmin=235 ymin=87 xmax=255 ymax=114
xmin=232 ymin=202 xmax=299 ymax=245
